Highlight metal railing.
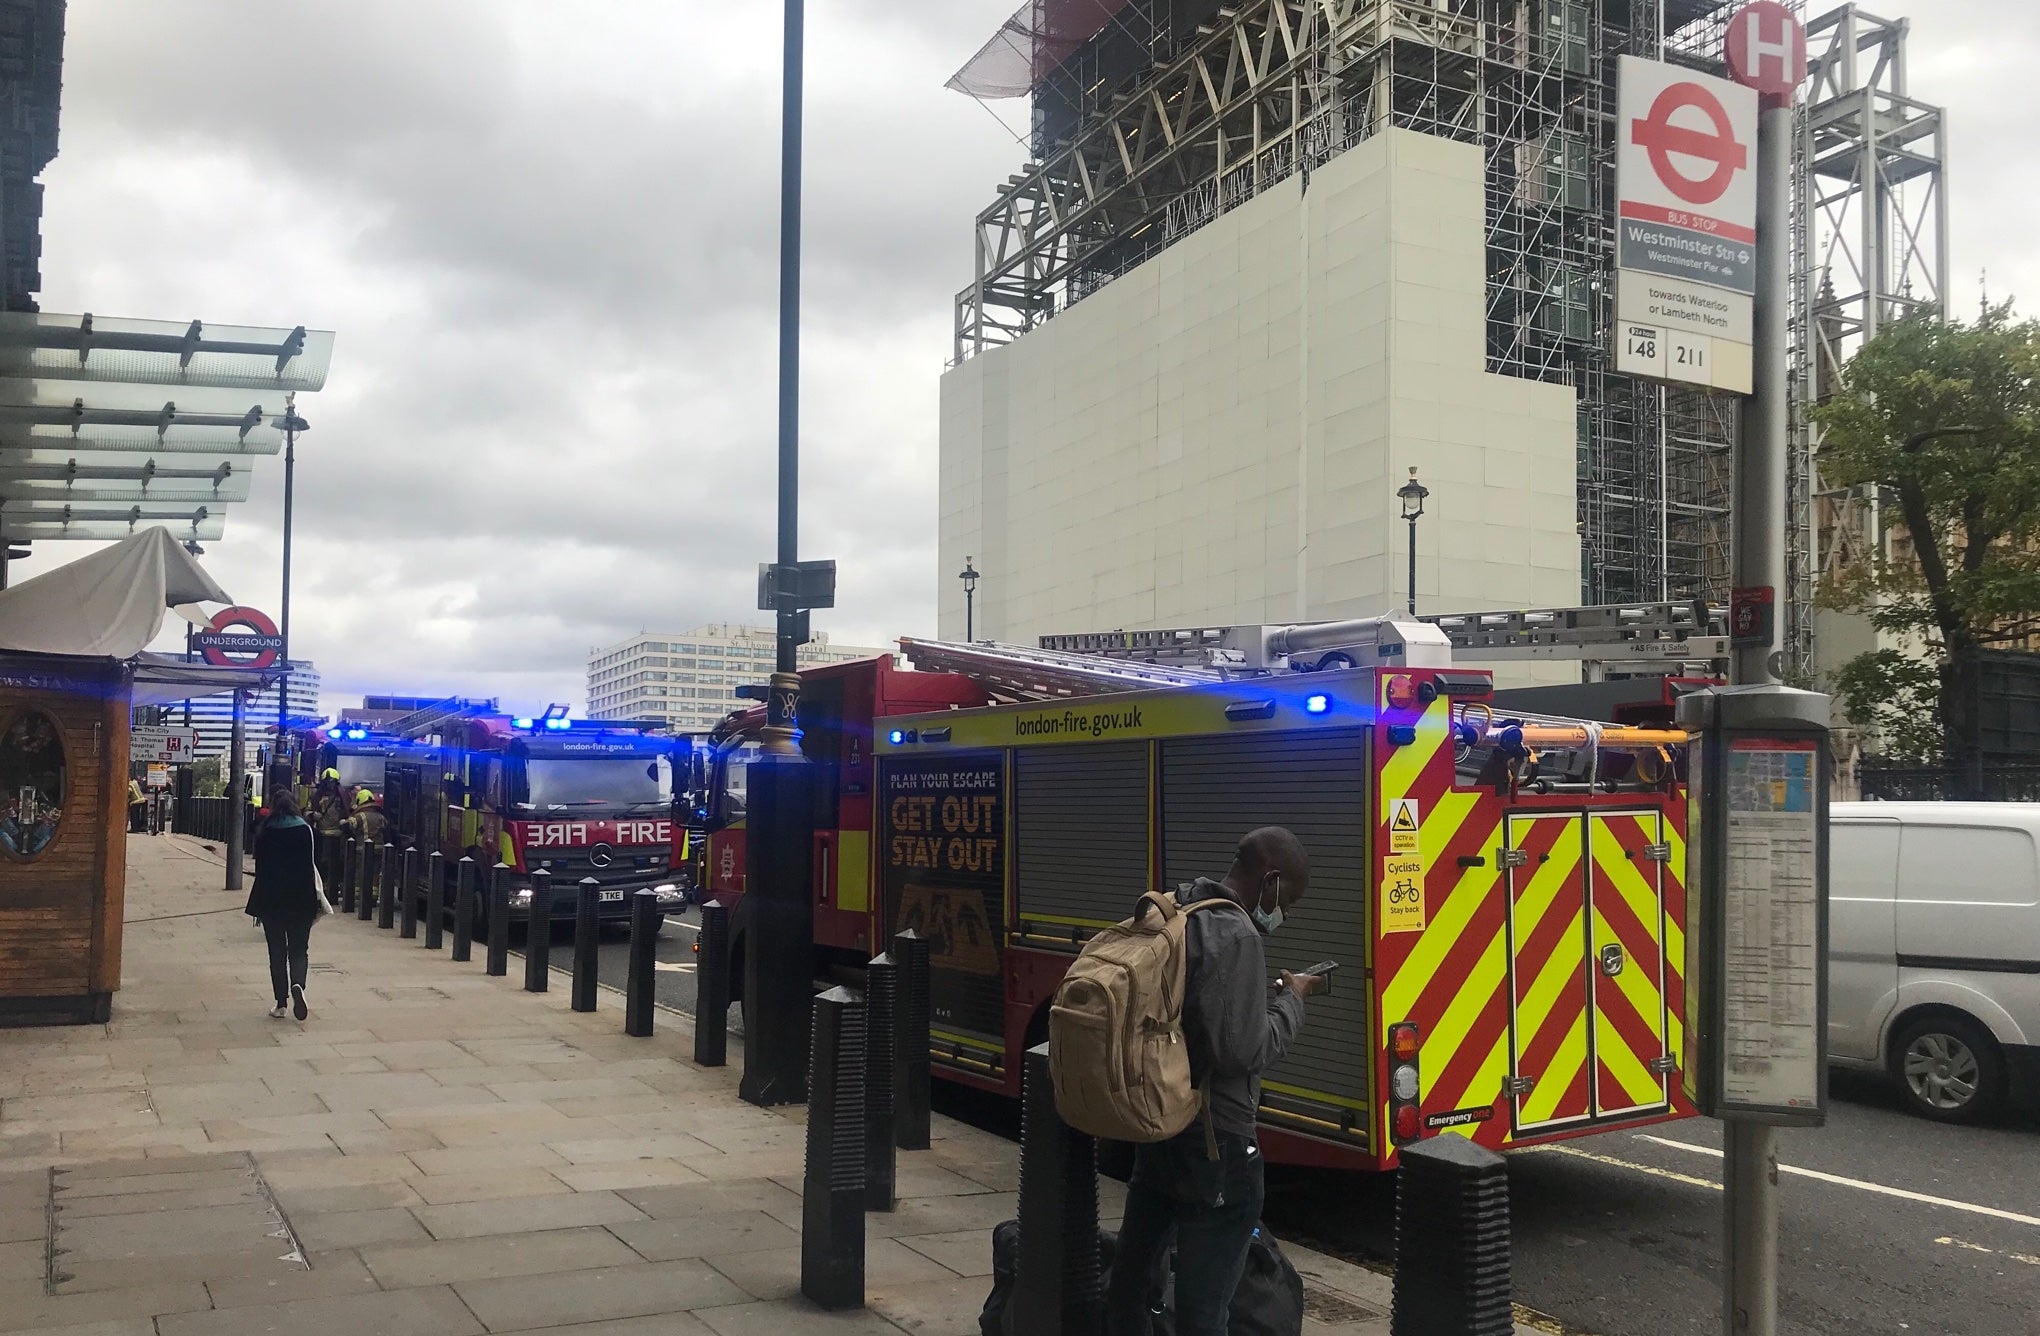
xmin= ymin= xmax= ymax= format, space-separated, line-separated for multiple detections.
xmin=1858 ymin=765 xmax=2040 ymax=803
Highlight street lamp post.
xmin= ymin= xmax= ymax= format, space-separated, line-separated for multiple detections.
xmin=959 ymin=555 xmax=980 ymax=642
xmin=276 ymin=397 xmax=309 ymax=753
xmin=1396 ymin=467 xmax=1429 ymax=616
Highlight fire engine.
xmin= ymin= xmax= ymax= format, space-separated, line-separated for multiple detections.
xmin=699 ymin=603 xmax=1721 ymax=1170
xmin=382 ymin=700 xmax=693 ymax=932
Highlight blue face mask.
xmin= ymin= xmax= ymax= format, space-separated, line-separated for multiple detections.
xmin=1250 ymin=876 xmax=1283 ymax=935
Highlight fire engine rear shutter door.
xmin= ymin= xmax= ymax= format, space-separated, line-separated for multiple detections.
xmin=1158 ymin=728 xmax=1371 ymax=1142
xmin=1013 ymin=741 xmax=1149 ymax=945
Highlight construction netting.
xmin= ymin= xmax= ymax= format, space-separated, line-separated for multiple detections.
xmin=946 ymin=0 xmax=1139 ymax=100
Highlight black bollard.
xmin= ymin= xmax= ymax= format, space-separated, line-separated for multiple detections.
xmin=341 ymin=838 xmax=358 ymax=914
xmin=523 ymin=869 xmax=552 ymax=992
xmin=1012 ymin=1043 xmax=1103 ymax=1336
xmin=694 ymin=900 xmax=730 ymax=1067
xmin=357 ymin=841 xmax=378 ymax=920
xmin=894 ymin=928 xmax=931 ymax=1150
xmin=864 ymin=953 xmax=899 ymax=1212
xmin=801 ymin=985 xmax=866 ymax=1311
xmin=378 ymin=843 xmax=398 ymax=929
xmin=1391 ymin=1136 xmax=1512 ymax=1336
xmin=625 ymin=889 xmax=659 ymax=1037
xmin=399 ymin=848 xmax=419 ymax=939
xmin=424 ymin=851 xmax=445 ymax=951
xmin=451 ymin=856 xmax=476 ymax=962
xmin=486 ymin=862 xmax=512 ymax=977
xmin=572 ymin=877 xmax=599 ymax=1013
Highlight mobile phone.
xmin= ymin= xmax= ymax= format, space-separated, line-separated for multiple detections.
xmin=1276 ymin=961 xmax=1339 ymax=995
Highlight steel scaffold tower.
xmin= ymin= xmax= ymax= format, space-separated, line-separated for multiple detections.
xmin=948 ymin=1 xmax=1829 ymax=635
xmin=1791 ymin=6 xmax=1950 ymax=683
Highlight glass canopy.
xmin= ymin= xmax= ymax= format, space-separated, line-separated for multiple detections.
xmin=0 ymin=312 xmax=332 ymax=556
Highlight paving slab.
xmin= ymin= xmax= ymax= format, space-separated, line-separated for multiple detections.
xmin=705 ymin=1238 xmax=957 ymax=1304
xmin=203 ymin=1249 xmax=381 ymax=1308
xmin=454 ymin=1257 xmax=751 ymax=1332
xmin=292 ymin=1205 xmax=433 ymax=1252
xmin=362 ymin=1225 xmax=640 ymax=1288
xmin=610 ymin=1208 xmax=802 ymax=1262
xmin=155 ymin=1283 xmax=485 ymax=1336
xmin=412 ymin=1188 xmax=647 ymax=1241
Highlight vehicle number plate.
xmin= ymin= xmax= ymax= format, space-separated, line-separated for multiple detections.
xmin=599 ymin=889 xmax=624 ymax=902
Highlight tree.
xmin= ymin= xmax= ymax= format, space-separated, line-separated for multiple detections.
xmin=1816 ymin=305 xmax=2040 ymax=787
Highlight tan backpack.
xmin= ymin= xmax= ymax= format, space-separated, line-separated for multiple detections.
xmin=1048 ymin=890 xmax=1244 ymax=1144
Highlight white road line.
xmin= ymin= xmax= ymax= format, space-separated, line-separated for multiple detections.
xmin=1935 ymin=1236 xmax=2040 ymax=1266
xmin=1516 ymin=1143 xmax=1724 ymax=1192
xmin=1634 ymin=1134 xmax=2040 ymax=1229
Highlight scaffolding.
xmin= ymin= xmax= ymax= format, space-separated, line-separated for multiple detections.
xmin=947 ymin=0 xmax=1834 ymax=634
xmin=1791 ymin=5 xmax=1950 ymax=682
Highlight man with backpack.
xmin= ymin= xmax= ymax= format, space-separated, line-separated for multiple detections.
xmin=1080 ymin=826 xmax=1320 ymax=1336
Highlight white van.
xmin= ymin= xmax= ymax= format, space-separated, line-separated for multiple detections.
xmin=1828 ymin=802 xmax=2040 ymax=1122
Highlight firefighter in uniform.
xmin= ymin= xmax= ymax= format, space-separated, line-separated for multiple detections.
xmin=312 ymin=770 xmax=349 ymax=896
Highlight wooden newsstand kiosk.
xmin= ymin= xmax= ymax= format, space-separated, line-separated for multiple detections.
xmin=0 ymin=651 xmax=130 ymax=1024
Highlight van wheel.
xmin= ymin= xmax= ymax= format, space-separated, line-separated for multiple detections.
xmin=1892 ymin=1014 xmax=2007 ymax=1124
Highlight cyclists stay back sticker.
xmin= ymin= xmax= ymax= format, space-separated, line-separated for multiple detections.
xmin=1382 ymin=854 xmax=1426 ymax=933
xmin=1389 ymin=798 xmax=1421 ymax=853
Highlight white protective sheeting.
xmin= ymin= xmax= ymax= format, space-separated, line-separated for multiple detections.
xmin=0 ymin=528 xmax=231 ymax=657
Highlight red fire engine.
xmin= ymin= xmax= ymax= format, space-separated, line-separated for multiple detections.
xmin=700 ymin=605 xmax=1721 ymax=1169
xmin=384 ymin=702 xmax=692 ymax=930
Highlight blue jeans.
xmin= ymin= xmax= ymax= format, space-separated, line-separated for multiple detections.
xmin=1106 ymin=1129 xmax=1266 ymax=1336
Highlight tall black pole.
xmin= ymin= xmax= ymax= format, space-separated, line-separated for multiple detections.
xmin=965 ymin=586 xmax=974 ymax=643
xmin=278 ymin=393 xmax=297 ymax=741
xmin=772 ymin=0 xmax=804 ymax=691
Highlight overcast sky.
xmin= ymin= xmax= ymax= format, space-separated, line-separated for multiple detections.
xmin=29 ymin=0 xmax=2039 ymax=718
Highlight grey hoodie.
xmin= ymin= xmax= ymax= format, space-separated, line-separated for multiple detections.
xmin=1178 ymin=879 xmax=1306 ymax=1139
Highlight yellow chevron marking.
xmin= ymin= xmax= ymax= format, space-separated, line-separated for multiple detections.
xmin=1521 ymin=1008 xmax=1589 ymax=1125
xmin=1379 ymin=696 xmax=1450 ymax=806
xmin=1423 ymin=919 xmax=1505 ymax=1089
xmin=1383 ymin=816 xmax=1502 ymax=1022
xmin=1519 ymin=904 xmax=1585 ymax=1040
xmin=1592 ymin=910 xmax=1668 ymax=1109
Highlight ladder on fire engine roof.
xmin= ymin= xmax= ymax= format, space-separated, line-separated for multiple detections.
xmin=382 ymin=696 xmax=496 ymax=740
xmin=1034 ymin=602 xmax=1729 ymax=674
xmin=896 ymin=637 xmax=1220 ymax=701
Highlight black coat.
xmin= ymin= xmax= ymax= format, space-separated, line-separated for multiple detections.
xmin=246 ymin=817 xmax=322 ymax=925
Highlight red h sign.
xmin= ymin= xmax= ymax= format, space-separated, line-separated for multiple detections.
xmin=1726 ymin=2 xmax=1808 ymax=109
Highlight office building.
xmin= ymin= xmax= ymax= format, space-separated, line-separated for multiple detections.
xmin=179 ymin=660 xmax=321 ymax=761
xmin=586 ymin=625 xmax=888 ymax=733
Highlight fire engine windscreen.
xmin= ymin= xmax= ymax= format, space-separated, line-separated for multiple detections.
xmin=331 ymin=755 xmax=386 ymax=790
xmin=521 ymin=755 xmax=672 ymax=811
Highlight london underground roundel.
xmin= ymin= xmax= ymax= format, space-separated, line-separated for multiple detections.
xmin=196 ymin=606 xmax=284 ymax=670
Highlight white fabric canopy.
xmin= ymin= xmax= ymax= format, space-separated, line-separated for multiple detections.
xmin=0 ymin=528 xmax=232 ymax=657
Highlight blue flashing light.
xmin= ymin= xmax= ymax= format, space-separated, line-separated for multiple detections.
xmin=544 ymin=716 xmax=572 ymax=730
xmin=513 ymin=717 xmax=536 ymax=730
xmin=345 ymin=728 xmax=369 ymax=740
xmin=888 ymin=729 xmax=906 ymax=746
xmin=1305 ymin=694 xmax=1332 ymax=716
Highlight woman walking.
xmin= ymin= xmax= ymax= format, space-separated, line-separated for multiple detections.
xmin=246 ymin=788 xmax=324 ymax=1020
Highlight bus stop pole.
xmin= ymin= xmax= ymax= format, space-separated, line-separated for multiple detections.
xmin=1723 ymin=68 xmax=1798 ymax=1336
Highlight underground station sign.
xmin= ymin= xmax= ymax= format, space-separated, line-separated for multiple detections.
xmin=193 ymin=605 xmax=284 ymax=669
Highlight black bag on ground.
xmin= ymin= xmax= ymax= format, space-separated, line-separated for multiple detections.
xmin=982 ymin=1216 xmax=1303 ymax=1336
xmin=1121 ymin=1223 xmax=1306 ymax=1336
xmin=979 ymin=1221 xmax=1122 ymax=1336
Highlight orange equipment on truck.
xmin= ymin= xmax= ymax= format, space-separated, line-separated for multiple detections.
xmin=698 ymin=609 xmax=1705 ymax=1170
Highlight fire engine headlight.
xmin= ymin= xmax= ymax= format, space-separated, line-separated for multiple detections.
xmin=508 ymin=887 xmax=533 ymax=905
xmin=652 ymin=883 xmax=685 ymax=903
